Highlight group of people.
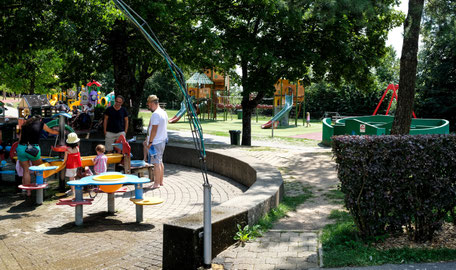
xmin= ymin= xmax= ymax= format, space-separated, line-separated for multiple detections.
xmin=18 ymin=94 xmax=168 ymax=197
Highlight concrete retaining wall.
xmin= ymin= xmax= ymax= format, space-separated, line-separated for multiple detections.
xmin=162 ymin=144 xmax=284 ymax=270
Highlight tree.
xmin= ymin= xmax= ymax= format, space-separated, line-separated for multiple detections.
xmin=195 ymin=0 xmax=402 ymax=145
xmin=391 ymin=0 xmax=425 ymax=134
xmin=415 ymin=0 xmax=456 ymax=131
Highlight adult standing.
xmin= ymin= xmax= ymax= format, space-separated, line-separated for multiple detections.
xmin=103 ymin=95 xmax=129 ymax=153
xmin=17 ymin=116 xmax=59 ymax=196
xmin=144 ymin=95 xmax=168 ymax=188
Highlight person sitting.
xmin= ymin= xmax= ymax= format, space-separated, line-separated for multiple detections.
xmin=17 ymin=116 xmax=59 ymax=196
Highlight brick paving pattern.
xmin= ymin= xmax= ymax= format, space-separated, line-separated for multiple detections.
xmin=213 ymin=146 xmax=339 ymax=270
xmin=0 ymin=163 xmax=246 ymax=270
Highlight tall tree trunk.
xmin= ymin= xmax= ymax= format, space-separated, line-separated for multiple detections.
xmin=391 ymin=0 xmax=425 ymax=135
xmin=109 ymin=20 xmax=137 ymax=117
xmin=241 ymin=95 xmax=253 ymax=146
xmin=241 ymin=90 xmax=266 ymax=146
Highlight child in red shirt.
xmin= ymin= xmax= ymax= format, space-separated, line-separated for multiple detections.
xmin=64 ymin=133 xmax=82 ymax=198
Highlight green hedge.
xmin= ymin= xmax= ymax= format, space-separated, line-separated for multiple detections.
xmin=332 ymin=134 xmax=456 ymax=242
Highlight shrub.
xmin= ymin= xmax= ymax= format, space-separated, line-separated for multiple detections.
xmin=332 ymin=134 xmax=456 ymax=242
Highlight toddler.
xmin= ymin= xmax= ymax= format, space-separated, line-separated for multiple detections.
xmin=63 ymin=132 xmax=82 ymax=197
xmin=93 ymin=144 xmax=108 ymax=175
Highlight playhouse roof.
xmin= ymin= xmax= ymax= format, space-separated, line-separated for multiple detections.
xmin=186 ymin=72 xmax=213 ymax=85
xmin=87 ymin=80 xmax=102 ymax=87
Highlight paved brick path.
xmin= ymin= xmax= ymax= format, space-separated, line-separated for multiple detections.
xmin=212 ymin=146 xmax=339 ymax=270
xmin=0 ymin=164 xmax=245 ymax=270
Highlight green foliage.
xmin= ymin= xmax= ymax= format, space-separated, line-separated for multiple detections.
xmin=322 ymin=210 xmax=456 ymax=267
xmin=415 ymin=0 xmax=456 ymax=132
xmin=233 ymin=224 xmax=262 ymax=244
xmin=141 ymin=72 xmax=182 ymax=109
xmin=192 ymin=0 xmax=402 ymax=145
xmin=324 ymin=188 xmax=345 ymax=204
xmin=0 ymin=49 xmax=63 ymax=94
xmin=332 ymin=134 xmax=456 ymax=242
xmin=305 ymin=46 xmax=400 ymax=118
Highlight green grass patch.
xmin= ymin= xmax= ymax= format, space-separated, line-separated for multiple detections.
xmin=321 ymin=210 xmax=456 ymax=267
xmin=323 ymin=188 xmax=345 ymax=204
xmin=257 ymin=183 xmax=312 ymax=230
xmin=139 ymin=109 xmax=323 ymax=142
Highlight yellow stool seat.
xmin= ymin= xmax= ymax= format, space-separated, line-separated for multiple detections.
xmin=130 ymin=197 xmax=164 ymax=205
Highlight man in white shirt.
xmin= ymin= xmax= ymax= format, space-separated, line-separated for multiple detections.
xmin=144 ymin=95 xmax=168 ymax=188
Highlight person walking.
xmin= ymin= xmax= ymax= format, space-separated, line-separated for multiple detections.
xmin=17 ymin=115 xmax=59 ymax=196
xmin=103 ymin=95 xmax=129 ymax=153
xmin=306 ymin=112 xmax=311 ymax=127
xmin=144 ymin=95 xmax=168 ymax=188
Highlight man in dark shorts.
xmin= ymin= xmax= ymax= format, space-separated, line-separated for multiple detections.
xmin=103 ymin=95 xmax=129 ymax=152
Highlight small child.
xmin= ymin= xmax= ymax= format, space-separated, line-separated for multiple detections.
xmin=93 ymin=144 xmax=108 ymax=175
xmin=63 ymin=132 xmax=82 ymax=197
xmin=306 ymin=112 xmax=311 ymax=127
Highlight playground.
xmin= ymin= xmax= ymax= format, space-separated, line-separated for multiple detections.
xmin=2 ymin=0 xmax=455 ymax=269
xmin=142 ymin=108 xmax=323 ymax=143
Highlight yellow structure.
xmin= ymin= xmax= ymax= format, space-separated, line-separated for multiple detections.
xmin=187 ymin=69 xmax=230 ymax=102
xmin=274 ymin=79 xmax=305 ymax=107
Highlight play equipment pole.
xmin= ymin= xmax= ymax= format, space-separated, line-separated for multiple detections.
xmin=295 ymin=82 xmax=298 ymax=127
xmin=203 ymin=182 xmax=212 ymax=266
xmin=112 ymin=0 xmax=212 ymax=266
xmin=271 ymin=120 xmax=274 ymax=138
xmin=303 ymin=87 xmax=306 ymax=126
xmin=59 ymin=113 xmax=66 ymax=192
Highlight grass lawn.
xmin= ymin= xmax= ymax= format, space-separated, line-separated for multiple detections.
xmin=321 ymin=210 xmax=456 ymax=267
xmin=139 ymin=109 xmax=322 ymax=145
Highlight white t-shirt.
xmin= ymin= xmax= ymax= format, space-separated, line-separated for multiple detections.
xmin=147 ymin=107 xmax=168 ymax=145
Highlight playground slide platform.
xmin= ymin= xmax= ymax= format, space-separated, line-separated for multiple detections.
xmin=261 ymin=94 xmax=293 ymax=129
xmin=169 ymin=101 xmax=186 ymax=123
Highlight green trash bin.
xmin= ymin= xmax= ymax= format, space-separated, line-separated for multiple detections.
xmin=229 ymin=130 xmax=241 ymax=145
xmin=237 ymin=109 xmax=243 ymax=119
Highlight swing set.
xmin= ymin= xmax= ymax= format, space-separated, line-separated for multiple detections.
xmin=372 ymin=83 xmax=417 ymax=118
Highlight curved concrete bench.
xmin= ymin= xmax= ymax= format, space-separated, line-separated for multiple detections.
xmin=162 ymin=144 xmax=284 ymax=270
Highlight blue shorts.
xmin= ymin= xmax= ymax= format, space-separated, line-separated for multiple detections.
xmin=16 ymin=144 xmax=41 ymax=162
xmin=149 ymin=142 xmax=166 ymax=164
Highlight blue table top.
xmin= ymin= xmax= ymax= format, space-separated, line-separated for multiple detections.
xmin=29 ymin=165 xmax=58 ymax=172
xmin=68 ymin=172 xmax=150 ymax=186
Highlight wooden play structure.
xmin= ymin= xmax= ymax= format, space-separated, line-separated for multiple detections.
xmin=274 ymin=79 xmax=305 ymax=107
xmin=17 ymin=95 xmax=54 ymax=126
xmin=186 ymin=69 xmax=230 ymax=119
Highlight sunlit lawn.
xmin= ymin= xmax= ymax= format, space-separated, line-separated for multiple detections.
xmin=139 ymin=109 xmax=322 ymax=144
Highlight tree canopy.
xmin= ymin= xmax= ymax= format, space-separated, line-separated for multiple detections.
xmin=192 ymin=0 xmax=402 ymax=145
xmin=415 ymin=0 xmax=456 ymax=131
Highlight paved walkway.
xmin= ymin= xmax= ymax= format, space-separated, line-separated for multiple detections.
xmin=0 ymin=163 xmax=245 ymax=269
xmin=201 ymin=132 xmax=339 ymax=270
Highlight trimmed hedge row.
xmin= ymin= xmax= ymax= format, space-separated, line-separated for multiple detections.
xmin=332 ymin=134 xmax=456 ymax=242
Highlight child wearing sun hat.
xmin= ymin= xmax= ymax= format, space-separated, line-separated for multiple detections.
xmin=63 ymin=132 xmax=82 ymax=197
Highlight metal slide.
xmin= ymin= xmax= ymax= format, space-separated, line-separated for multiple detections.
xmin=261 ymin=94 xmax=293 ymax=129
xmin=168 ymin=100 xmax=186 ymax=123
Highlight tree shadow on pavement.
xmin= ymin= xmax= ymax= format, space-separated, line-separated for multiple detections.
xmin=45 ymin=212 xmax=155 ymax=235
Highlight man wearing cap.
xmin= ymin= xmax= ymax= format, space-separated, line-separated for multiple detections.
xmin=103 ymin=95 xmax=129 ymax=153
xmin=144 ymin=95 xmax=168 ymax=188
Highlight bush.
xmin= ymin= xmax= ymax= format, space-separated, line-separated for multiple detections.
xmin=332 ymin=134 xmax=456 ymax=242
